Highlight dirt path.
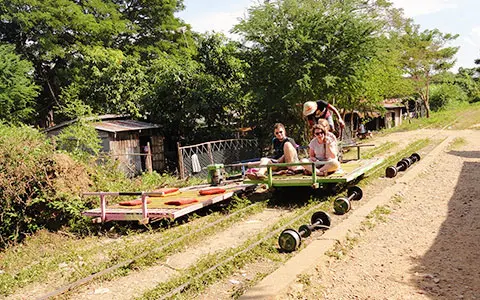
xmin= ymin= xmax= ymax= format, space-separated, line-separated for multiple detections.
xmin=282 ymin=128 xmax=480 ymax=299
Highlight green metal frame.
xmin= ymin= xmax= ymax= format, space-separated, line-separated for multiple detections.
xmin=243 ymin=158 xmax=384 ymax=188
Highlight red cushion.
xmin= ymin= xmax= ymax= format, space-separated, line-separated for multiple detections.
xmin=119 ymin=199 xmax=152 ymax=206
xmin=199 ymin=188 xmax=226 ymax=195
xmin=155 ymin=187 xmax=179 ymax=194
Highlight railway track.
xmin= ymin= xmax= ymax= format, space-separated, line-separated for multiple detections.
xmin=37 ymin=201 xmax=266 ymax=299
xmin=6 ymin=138 xmax=435 ymax=300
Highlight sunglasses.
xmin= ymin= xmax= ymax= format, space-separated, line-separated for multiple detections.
xmin=274 ymin=130 xmax=284 ymax=135
xmin=314 ymin=131 xmax=325 ymax=136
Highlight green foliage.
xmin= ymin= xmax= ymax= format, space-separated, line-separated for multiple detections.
xmin=399 ymin=23 xmax=459 ymax=117
xmin=144 ymin=33 xmax=249 ymax=144
xmin=429 ymin=83 xmax=468 ymax=111
xmin=0 ymin=43 xmax=39 ymax=123
xmin=0 ymin=0 xmax=191 ymax=124
xmin=233 ymin=0 xmax=404 ymax=141
xmin=0 ymin=124 xmax=92 ymax=248
xmin=454 ymin=67 xmax=480 ymax=103
xmin=60 ymin=48 xmax=150 ymax=119
xmin=55 ymin=121 xmax=102 ymax=162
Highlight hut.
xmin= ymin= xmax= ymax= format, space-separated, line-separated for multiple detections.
xmin=45 ymin=115 xmax=165 ymax=176
xmin=344 ymin=98 xmax=406 ymax=134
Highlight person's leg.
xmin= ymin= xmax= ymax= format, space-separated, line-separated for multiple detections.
xmin=246 ymin=157 xmax=271 ymax=180
xmin=256 ymin=157 xmax=272 ymax=176
xmin=283 ymin=142 xmax=302 ymax=171
xmin=317 ymin=159 xmax=340 ymax=176
xmin=301 ymin=158 xmax=313 ymax=174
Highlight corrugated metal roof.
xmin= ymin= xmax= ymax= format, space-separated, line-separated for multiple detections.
xmin=383 ymin=98 xmax=405 ymax=108
xmin=383 ymin=103 xmax=405 ymax=109
xmin=92 ymin=120 xmax=160 ymax=133
xmin=44 ymin=114 xmax=130 ymax=133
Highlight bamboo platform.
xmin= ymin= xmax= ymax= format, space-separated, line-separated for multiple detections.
xmin=82 ymin=182 xmax=255 ymax=224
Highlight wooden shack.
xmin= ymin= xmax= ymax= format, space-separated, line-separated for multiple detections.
xmin=45 ymin=115 xmax=165 ymax=176
xmin=344 ymin=98 xmax=405 ymax=132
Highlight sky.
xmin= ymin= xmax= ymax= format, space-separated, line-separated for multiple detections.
xmin=176 ymin=0 xmax=480 ymax=71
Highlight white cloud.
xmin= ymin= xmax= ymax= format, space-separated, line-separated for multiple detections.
xmin=188 ymin=11 xmax=245 ymax=35
xmin=462 ymin=26 xmax=480 ymax=47
xmin=390 ymin=0 xmax=458 ymax=17
xmin=463 ymin=36 xmax=478 ymax=48
xmin=471 ymin=26 xmax=480 ymax=37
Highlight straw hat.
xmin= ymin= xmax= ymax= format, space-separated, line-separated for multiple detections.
xmin=303 ymin=101 xmax=317 ymax=117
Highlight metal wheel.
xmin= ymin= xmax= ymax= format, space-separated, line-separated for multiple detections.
xmin=334 ymin=197 xmax=351 ymax=215
xmin=278 ymin=229 xmax=301 ymax=252
xmin=348 ymin=186 xmax=363 ymax=201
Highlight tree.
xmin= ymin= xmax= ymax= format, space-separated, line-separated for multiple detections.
xmin=0 ymin=0 xmax=191 ymax=126
xmin=59 ymin=47 xmax=149 ymax=118
xmin=143 ymin=33 xmax=249 ymax=145
xmin=0 ymin=43 xmax=39 ymax=123
xmin=399 ymin=24 xmax=459 ymax=117
xmin=233 ymin=0 xmax=398 ymax=140
xmin=447 ymin=68 xmax=480 ymax=103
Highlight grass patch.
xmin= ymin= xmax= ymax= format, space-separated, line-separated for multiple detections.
xmin=324 ymin=234 xmax=360 ymax=260
xmin=361 ymin=205 xmax=391 ymax=230
xmin=391 ymin=194 xmax=404 ymax=205
xmin=296 ymin=273 xmax=312 ymax=286
xmin=448 ymin=137 xmax=467 ymax=151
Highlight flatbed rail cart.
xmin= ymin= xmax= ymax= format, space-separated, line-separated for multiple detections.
xmin=241 ymin=157 xmax=383 ymax=189
xmin=82 ymin=182 xmax=255 ymax=224
xmin=208 ymin=143 xmax=383 ymax=191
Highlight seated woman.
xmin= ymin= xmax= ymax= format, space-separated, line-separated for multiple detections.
xmin=301 ymin=121 xmax=340 ymax=176
xmin=246 ymin=123 xmax=302 ymax=180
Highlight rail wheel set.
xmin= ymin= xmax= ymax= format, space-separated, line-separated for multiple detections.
xmin=278 ymin=152 xmax=421 ymax=252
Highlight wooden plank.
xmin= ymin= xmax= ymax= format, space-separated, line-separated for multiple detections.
xmin=82 ymin=182 xmax=253 ymax=222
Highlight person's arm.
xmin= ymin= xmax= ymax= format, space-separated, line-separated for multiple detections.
xmin=325 ymin=136 xmax=338 ymax=160
xmin=327 ymin=104 xmax=345 ymax=128
xmin=309 ymin=146 xmax=316 ymax=161
xmin=306 ymin=115 xmax=316 ymax=127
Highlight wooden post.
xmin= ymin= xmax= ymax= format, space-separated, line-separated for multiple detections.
xmin=141 ymin=193 xmax=148 ymax=221
xmin=100 ymin=194 xmax=106 ymax=223
xmin=146 ymin=142 xmax=153 ymax=173
xmin=207 ymin=142 xmax=214 ymax=164
xmin=177 ymin=142 xmax=184 ymax=179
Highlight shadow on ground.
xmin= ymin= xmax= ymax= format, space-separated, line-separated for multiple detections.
xmin=411 ymin=158 xmax=480 ymax=298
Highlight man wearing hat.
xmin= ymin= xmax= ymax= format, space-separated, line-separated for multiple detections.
xmin=303 ymin=100 xmax=345 ymax=132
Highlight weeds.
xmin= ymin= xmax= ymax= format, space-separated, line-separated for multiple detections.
xmin=361 ymin=205 xmax=391 ymax=230
xmin=448 ymin=137 xmax=467 ymax=150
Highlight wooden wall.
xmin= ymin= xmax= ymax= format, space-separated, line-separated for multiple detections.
xmin=110 ymin=132 xmax=141 ymax=175
xmin=108 ymin=131 xmax=165 ymax=175
xmin=150 ymin=135 xmax=165 ymax=171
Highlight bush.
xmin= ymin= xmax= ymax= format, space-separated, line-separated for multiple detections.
xmin=429 ymin=84 xmax=468 ymax=111
xmin=55 ymin=121 xmax=102 ymax=162
xmin=0 ymin=124 xmax=93 ymax=248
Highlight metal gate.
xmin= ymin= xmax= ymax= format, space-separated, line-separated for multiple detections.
xmin=177 ymin=139 xmax=259 ymax=179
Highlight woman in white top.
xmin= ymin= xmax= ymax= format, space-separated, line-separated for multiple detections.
xmin=302 ymin=122 xmax=340 ymax=176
